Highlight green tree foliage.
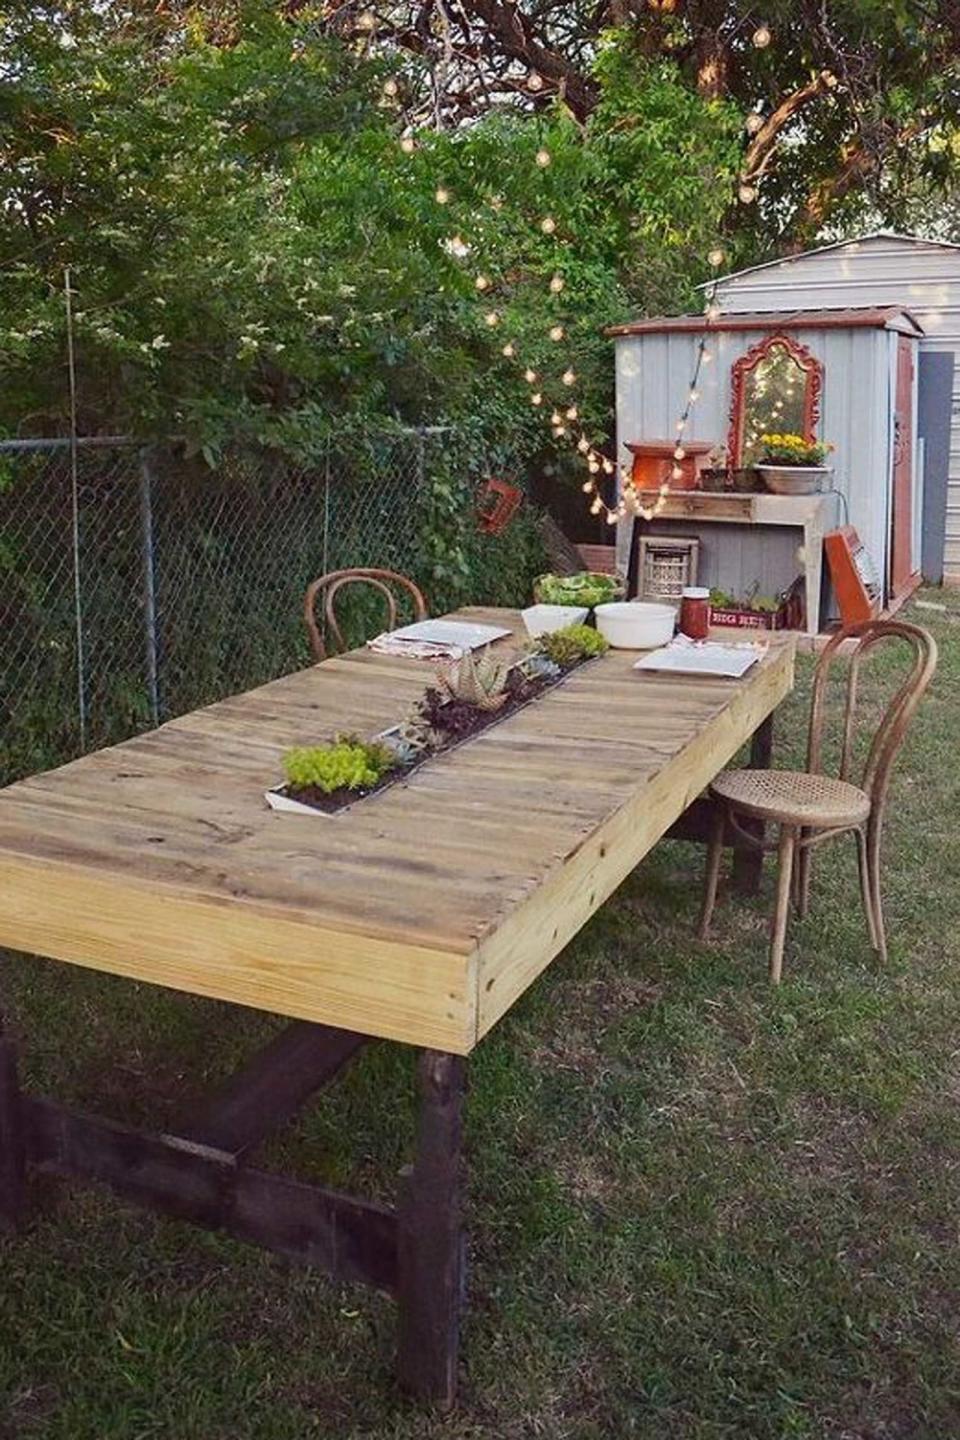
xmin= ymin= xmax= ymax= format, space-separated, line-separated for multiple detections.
xmin=0 ymin=3 xmax=738 ymax=458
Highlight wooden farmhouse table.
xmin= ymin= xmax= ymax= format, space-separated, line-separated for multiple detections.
xmin=0 ymin=609 xmax=794 ymax=1407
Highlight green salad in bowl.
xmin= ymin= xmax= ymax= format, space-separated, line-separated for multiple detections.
xmin=534 ymin=571 xmax=625 ymax=609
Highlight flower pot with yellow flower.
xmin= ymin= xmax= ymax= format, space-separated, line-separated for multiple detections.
xmin=755 ymin=433 xmax=834 ymax=495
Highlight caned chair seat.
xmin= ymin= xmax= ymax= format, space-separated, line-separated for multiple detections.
xmin=711 ymin=768 xmax=871 ymax=830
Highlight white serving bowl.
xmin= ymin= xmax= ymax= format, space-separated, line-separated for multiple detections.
xmin=594 ymin=600 xmax=676 ymax=649
xmin=521 ymin=603 xmax=589 ymax=637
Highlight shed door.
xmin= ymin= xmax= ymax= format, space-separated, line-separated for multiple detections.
xmin=891 ymin=336 xmax=916 ymax=597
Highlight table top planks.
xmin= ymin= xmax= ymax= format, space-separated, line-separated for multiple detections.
xmin=0 ymin=609 xmax=794 ymax=1052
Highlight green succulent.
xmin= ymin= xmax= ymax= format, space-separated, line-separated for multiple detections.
xmin=282 ymin=736 xmax=396 ymax=794
xmin=533 ymin=623 xmax=609 ymax=669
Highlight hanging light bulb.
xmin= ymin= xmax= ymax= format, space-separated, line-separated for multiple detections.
xmin=549 ymin=324 xmax=565 ymax=342
xmin=590 ymin=497 xmax=603 ymax=515
xmin=485 ymin=310 xmax=500 ymax=327
xmin=551 ymin=410 xmax=562 ymax=425
xmin=535 ymin=148 xmax=552 ymax=168
xmin=674 ymin=446 xmax=686 ymax=460
xmin=605 ymin=510 xmax=618 ymax=526
xmin=501 ymin=341 xmax=516 ymax=358
xmin=690 ymin=387 xmax=700 ymax=402
xmin=566 ymin=405 xmax=578 ymax=420
xmin=745 ymin=112 xmax=763 ymax=135
xmin=702 ymin=348 xmax=714 ymax=363
xmin=752 ymin=23 xmax=772 ymax=47
xmin=577 ymin=437 xmax=590 ymax=454
xmin=524 ymin=367 xmax=538 ymax=384
xmin=708 ymin=247 xmax=725 ymax=268
xmin=562 ymin=367 xmax=576 ymax=386
xmin=582 ymin=480 xmax=594 ymax=493
xmin=531 ymin=391 xmax=543 ymax=405
xmin=356 ymin=9 xmax=376 ymax=29
xmin=676 ymin=417 xmax=686 ymax=432
xmin=435 ymin=186 xmax=451 ymax=205
xmin=541 ymin=216 xmax=557 ymax=235
xmin=527 ymin=73 xmax=544 ymax=92
xmin=549 ymin=274 xmax=565 ymax=294
xmin=602 ymin=457 xmax=614 ymax=474
xmin=738 ymin=182 xmax=757 ymax=204
xmin=475 ymin=274 xmax=490 ymax=291
xmin=382 ymin=78 xmax=399 ymax=98
xmin=705 ymin=302 xmax=721 ymax=322
xmin=588 ymin=458 xmax=601 ymax=474
xmin=400 ymin=134 xmax=416 ymax=154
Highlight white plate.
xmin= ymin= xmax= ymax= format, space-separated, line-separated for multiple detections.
xmin=634 ymin=641 xmax=762 ymax=678
xmin=382 ymin=619 xmax=512 ymax=650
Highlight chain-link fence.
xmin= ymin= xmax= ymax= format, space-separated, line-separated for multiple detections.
xmin=0 ymin=428 xmax=466 ymax=787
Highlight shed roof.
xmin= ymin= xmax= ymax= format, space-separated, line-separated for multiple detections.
xmin=607 ymin=305 xmax=924 ymax=339
xmin=698 ymin=232 xmax=960 ymax=290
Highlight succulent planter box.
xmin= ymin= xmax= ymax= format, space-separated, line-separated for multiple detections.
xmin=267 ymin=651 xmax=600 ymax=817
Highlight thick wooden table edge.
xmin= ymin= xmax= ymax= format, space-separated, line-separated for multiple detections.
xmin=0 ymin=857 xmax=478 ymax=1054
xmin=473 ymin=641 xmax=795 ymax=1040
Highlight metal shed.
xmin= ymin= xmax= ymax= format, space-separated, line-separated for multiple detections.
xmin=704 ymin=233 xmax=960 ymax=583
xmin=611 ymin=303 xmax=926 ymax=621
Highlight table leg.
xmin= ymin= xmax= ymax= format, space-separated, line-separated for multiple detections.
xmin=0 ymin=1020 xmax=26 ymax=1233
xmin=732 ymin=713 xmax=774 ymax=896
xmin=397 ymin=1050 xmax=465 ymax=1410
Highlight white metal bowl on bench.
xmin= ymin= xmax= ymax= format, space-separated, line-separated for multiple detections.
xmin=755 ymin=464 xmax=832 ymax=496
xmin=594 ymin=601 xmax=676 ymax=649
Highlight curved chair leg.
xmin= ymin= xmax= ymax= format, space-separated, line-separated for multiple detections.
xmin=698 ymin=805 xmax=726 ymax=940
xmin=769 ymin=825 xmax=797 ymax=985
xmin=866 ymin=823 xmax=888 ymax=963
xmin=795 ymin=836 xmax=812 ymax=919
xmin=855 ymin=829 xmax=880 ymax=953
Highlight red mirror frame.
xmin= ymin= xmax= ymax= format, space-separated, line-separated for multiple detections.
xmin=727 ymin=333 xmax=823 ymax=467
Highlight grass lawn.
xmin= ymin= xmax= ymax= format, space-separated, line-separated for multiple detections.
xmin=2 ymin=591 xmax=959 ymax=1440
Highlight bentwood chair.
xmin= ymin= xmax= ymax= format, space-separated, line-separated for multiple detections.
xmin=303 ymin=567 xmax=428 ymax=662
xmin=698 ymin=619 xmax=937 ymax=983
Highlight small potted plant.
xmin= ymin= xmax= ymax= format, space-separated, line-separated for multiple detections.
xmin=755 ymin=433 xmax=834 ymax=495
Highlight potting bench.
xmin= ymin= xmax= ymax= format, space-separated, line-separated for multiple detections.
xmin=0 ymin=609 xmax=793 ymax=1407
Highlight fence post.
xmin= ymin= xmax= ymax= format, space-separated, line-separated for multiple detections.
xmin=139 ymin=449 xmax=162 ymax=728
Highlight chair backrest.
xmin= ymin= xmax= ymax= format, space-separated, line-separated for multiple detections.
xmin=303 ymin=567 xmax=428 ymax=662
xmin=807 ymin=618 xmax=937 ymax=811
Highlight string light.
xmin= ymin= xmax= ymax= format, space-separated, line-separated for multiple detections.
xmin=541 ymin=216 xmax=557 ymax=235
xmin=400 ymin=134 xmax=417 ymax=154
xmin=738 ymin=182 xmax=757 ymax=204
xmin=674 ymin=446 xmax=686 ymax=460
xmin=531 ymin=391 xmax=543 ymax=405
xmin=577 ymin=437 xmax=590 ymax=453
xmin=566 ymin=405 xmax=578 ymax=420
xmin=535 ymin=148 xmax=552 ymax=168
xmin=501 ymin=341 xmax=516 ymax=358
xmin=549 ymin=324 xmax=564 ymax=341
xmin=708 ymin=247 xmax=725 ymax=268
xmin=475 ymin=274 xmax=490 ymax=290
xmin=524 ymin=367 xmax=538 ymax=384
xmin=485 ymin=310 xmax=500 ymax=326
xmin=527 ymin=73 xmax=544 ymax=92
xmin=549 ymin=274 xmax=565 ymax=294
xmin=435 ymin=186 xmax=451 ymax=205
xmin=752 ymin=23 xmax=772 ymax=47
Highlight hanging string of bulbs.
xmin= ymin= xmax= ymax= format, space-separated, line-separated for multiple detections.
xmin=371 ymin=13 xmax=784 ymax=528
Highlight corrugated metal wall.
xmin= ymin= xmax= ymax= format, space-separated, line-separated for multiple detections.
xmin=712 ymin=236 xmax=960 ymax=578
xmin=614 ymin=323 xmax=891 ymax=584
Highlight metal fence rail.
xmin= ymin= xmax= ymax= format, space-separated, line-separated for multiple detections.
xmin=0 ymin=431 xmax=453 ymax=787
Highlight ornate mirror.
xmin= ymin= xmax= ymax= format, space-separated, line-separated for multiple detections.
xmin=728 ymin=334 xmax=823 ymax=467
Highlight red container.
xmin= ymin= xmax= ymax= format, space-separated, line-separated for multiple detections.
xmin=679 ymin=586 xmax=711 ymax=640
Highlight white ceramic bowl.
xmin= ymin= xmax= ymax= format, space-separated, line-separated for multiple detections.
xmin=521 ymin=603 xmax=589 ymax=637
xmin=594 ymin=600 xmax=676 ymax=649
